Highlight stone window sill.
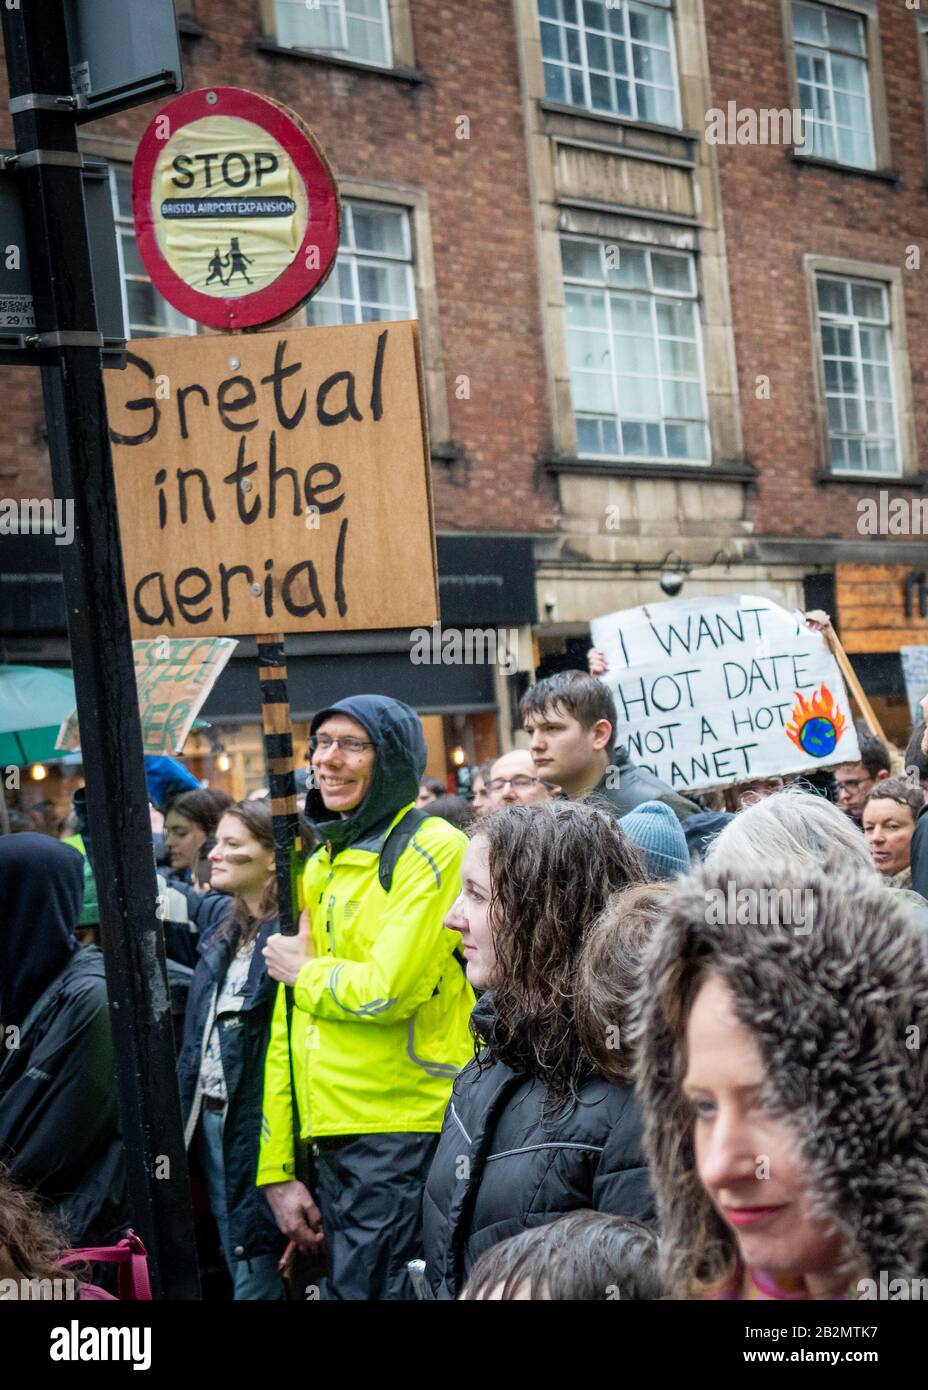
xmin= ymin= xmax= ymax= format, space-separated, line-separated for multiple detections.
xmin=176 ymin=14 xmax=205 ymax=38
xmin=255 ymin=39 xmax=426 ymax=85
xmin=539 ymin=100 xmax=698 ymax=148
xmin=541 ymin=454 xmax=758 ymax=483
xmin=814 ymin=470 xmax=924 ymax=489
xmin=788 ymin=150 xmax=899 ymax=184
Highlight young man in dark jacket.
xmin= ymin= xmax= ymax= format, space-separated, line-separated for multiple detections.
xmin=521 ymin=670 xmax=697 ymax=821
xmin=0 ymin=834 xmax=129 ymax=1248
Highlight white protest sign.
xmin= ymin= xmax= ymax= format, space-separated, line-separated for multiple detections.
xmin=591 ymin=594 xmax=860 ymax=792
xmin=900 ymin=646 xmax=928 ymax=726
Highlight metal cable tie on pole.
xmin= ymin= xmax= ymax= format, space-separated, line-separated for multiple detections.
xmin=3 ymin=149 xmax=87 ymax=169
xmin=8 ymin=92 xmax=81 ymax=113
xmin=22 ymin=331 xmax=104 ymax=349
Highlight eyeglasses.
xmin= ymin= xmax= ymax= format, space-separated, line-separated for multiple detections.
xmin=836 ymin=778 xmax=871 ymax=793
xmin=310 ymin=734 xmax=374 ymax=756
xmin=487 ymin=775 xmax=548 ymax=792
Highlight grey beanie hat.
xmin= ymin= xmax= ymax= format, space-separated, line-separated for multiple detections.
xmin=619 ymin=800 xmax=690 ymax=880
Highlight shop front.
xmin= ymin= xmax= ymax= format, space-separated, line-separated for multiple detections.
xmin=1 ymin=530 xmax=538 ymax=794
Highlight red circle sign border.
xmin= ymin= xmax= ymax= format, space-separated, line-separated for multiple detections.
xmin=132 ymin=87 xmax=340 ymax=331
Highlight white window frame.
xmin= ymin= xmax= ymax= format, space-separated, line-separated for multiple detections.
xmin=562 ymin=234 xmax=709 ymax=465
xmin=792 ymin=0 xmax=875 ymax=170
xmin=816 ymin=272 xmax=901 ymax=478
xmin=538 ymin=0 xmax=682 ymax=129
xmin=307 ymin=199 xmax=416 ymax=325
xmin=272 ymin=0 xmax=394 ymax=69
xmin=108 ymin=166 xmax=197 ymax=338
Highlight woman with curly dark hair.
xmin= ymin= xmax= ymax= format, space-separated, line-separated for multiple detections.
xmin=421 ymin=800 xmax=655 ymax=1299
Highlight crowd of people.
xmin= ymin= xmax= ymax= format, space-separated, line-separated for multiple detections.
xmin=2 ymin=651 xmax=928 ymax=1303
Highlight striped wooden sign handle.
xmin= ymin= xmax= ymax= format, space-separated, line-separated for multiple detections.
xmin=257 ymin=632 xmax=300 ymax=937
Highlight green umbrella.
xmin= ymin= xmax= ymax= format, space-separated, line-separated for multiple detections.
xmin=0 ymin=664 xmax=78 ymax=765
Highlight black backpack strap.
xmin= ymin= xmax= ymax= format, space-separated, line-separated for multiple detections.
xmin=378 ymin=806 xmax=431 ymax=893
xmin=378 ymin=807 xmax=469 ymax=979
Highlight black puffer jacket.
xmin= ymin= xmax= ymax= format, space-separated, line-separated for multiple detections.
xmin=0 ymin=946 xmax=128 ymax=1246
xmin=0 ymin=834 xmax=129 ymax=1246
xmin=422 ymin=995 xmax=654 ymax=1299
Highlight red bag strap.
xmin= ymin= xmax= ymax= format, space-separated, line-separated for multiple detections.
xmin=58 ymin=1231 xmax=152 ymax=1301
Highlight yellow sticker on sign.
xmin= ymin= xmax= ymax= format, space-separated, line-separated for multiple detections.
xmin=153 ymin=115 xmax=308 ymax=299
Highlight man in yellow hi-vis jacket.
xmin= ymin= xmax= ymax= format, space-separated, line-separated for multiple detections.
xmin=259 ymin=695 xmax=474 ymax=1299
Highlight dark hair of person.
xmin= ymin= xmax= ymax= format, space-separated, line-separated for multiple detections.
xmin=0 ymin=1165 xmax=85 ymax=1287
xmin=519 ymin=669 xmax=618 ymax=738
xmin=420 ymin=776 xmax=445 ymax=798
xmin=904 ymin=724 xmax=928 ymax=782
xmin=2 ymin=808 xmax=33 ymax=834
xmin=471 ymin=762 xmax=492 ymax=787
xmin=854 ymin=723 xmax=892 ymax=779
xmin=460 ymin=1211 xmax=663 ymax=1301
xmin=575 ymin=882 xmax=672 ymax=1086
xmin=164 ymin=787 xmax=234 ymax=837
xmin=472 ymin=800 xmax=645 ymax=1109
xmin=217 ymin=800 xmax=278 ymax=948
xmin=426 ymin=794 xmax=476 ymax=831
xmin=862 ymin=777 xmax=923 ymax=821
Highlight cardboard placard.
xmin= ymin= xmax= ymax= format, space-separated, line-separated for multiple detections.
xmin=106 ymin=321 xmax=439 ymax=639
xmin=900 ymin=646 xmax=928 ymax=726
xmin=56 ymin=637 xmax=237 ymax=754
xmin=591 ymin=594 xmax=860 ymax=792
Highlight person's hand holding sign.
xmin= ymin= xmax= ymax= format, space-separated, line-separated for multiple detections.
xmin=263 ymin=907 xmax=315 ymax=986
xmin=803 ymin=609 xmax=835 ymax=642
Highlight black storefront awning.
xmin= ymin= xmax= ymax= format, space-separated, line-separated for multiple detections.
xmin=436 ymin=534 xmax=537 ymax=627
xmin=200 ymin=645 xmax=497 ymax=723
xmin=0 ymin=532 xmax=66 ymax=634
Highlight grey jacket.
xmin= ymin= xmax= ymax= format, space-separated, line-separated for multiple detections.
xmin=587 ymin=748 xmax=699 ymax=823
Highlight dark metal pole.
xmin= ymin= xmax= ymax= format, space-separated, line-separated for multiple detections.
xmin=1 ymin=2 xmax=198 ymax=1298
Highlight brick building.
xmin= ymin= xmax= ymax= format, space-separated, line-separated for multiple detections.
xmin=699 ymin=0 xmax=928 ymax=742
xmin=1 ymin=0 xmax=926 ymax=803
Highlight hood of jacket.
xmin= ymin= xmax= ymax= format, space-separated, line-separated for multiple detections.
xmin=0 ymin=832 xmax=83 ymax=1027
xmin=632 ymin=857 xmax=928 ymax=1295
xmin=469 ymin=990 xmax=496 ymax=1048
xmin=304 ymin=694 xmax=426 ymax=854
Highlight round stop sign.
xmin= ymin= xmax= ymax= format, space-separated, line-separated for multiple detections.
xmin=132 ymin=87 xmax=341 ymax=331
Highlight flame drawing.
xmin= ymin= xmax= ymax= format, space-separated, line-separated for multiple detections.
xmin=785 ymin=684 xmax=847 ymax=758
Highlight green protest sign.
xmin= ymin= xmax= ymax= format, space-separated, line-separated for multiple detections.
xmin=57 ymin=636 xmax=237 ymax=755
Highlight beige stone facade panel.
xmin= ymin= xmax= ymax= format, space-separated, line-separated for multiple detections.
xmin=554 ymin=144 xmax=697 ymax=218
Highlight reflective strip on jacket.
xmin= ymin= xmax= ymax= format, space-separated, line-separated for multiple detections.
xmin=257 ymin=804 xmax=474 ymax=1181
